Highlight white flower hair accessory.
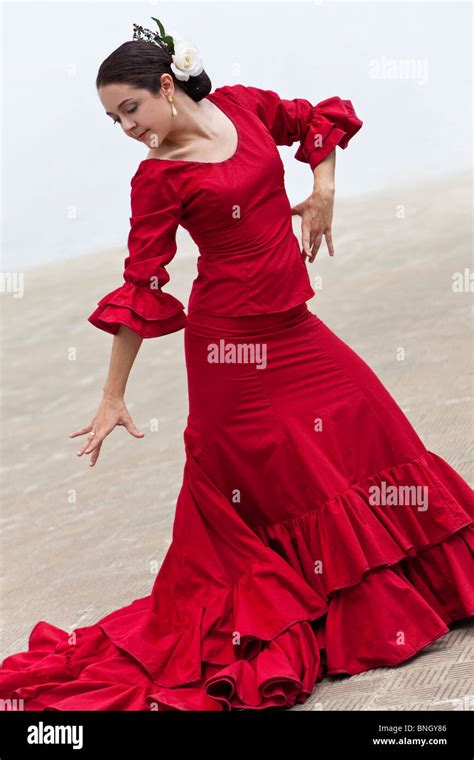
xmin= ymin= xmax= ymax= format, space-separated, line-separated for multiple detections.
xmin=132 ymin=17 xmax=204 ymax=81
xmin=170 ymin=36 xmax=204 ymax=81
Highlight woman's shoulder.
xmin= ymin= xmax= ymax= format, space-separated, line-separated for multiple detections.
xmin=210 ymin=83 xmax=259 ymax=110
xmin=129 ymin=158 xmax=188 ymax=207
xmin=131 ymin=154 xmax=191 ymax=184
xmin=210 ymin=84 xmax=283 ymax=122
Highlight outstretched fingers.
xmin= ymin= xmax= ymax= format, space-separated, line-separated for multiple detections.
xmin=68 ymin=425 xmax=93 ymax=439
xmin=76 ymin=429 xmax=106 ymax=457
xmin=88 ymin=440 xmax=103 ymax=467
xmin=309 ymin=230 xmax=324 ymax=263
xmin=325 ymin=228 xmax=335 ymax=257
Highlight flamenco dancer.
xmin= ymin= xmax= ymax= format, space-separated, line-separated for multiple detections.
xmin=1 ymin=18 xmax=473 ymax=711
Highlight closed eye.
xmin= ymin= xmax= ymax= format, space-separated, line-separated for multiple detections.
xmin=112 ymin=105 xmax=138 ymax=125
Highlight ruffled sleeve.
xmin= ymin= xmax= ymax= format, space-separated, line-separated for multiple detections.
xmin=88 ymin=164 xmax=188 ymax=339
xmin=221 ymin=84 xmax=363 ymax=170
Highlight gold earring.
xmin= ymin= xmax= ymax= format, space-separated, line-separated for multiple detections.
xmin=167 ymin=95 xmax=178 ymax=117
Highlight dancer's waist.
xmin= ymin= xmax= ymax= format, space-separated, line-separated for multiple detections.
xmin=186 ymin=302 xmax=311 ymax=338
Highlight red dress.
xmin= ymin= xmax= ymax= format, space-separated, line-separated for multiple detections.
xmin=1 ymin=85 xmax=472 ymax=712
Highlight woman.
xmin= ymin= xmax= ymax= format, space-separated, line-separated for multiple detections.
xmin=1 ymin=22 xmax=473 ymax=712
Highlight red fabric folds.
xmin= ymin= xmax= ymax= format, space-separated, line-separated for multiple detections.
xmin=223 ymin=85 xmax=363 ymax=170
xmin=254 ymin=449 xmax=474 ymax=598
xmin=88 ymin=165 xmax=188 ymax=338
xmin=1 ymin=444 xmax=472 ymax=711
xmin=88 ymin=282 xmax=188 ymax=338
xmin=293 ymin=97 xmax=363 ymax=169
xmin=2 ymin=305 xmax=473 ymax=711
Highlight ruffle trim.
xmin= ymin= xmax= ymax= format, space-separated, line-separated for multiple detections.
xmin=88 ymin=281 xmax=189 ymax=338
xmin=294 ymin=96 xmax=363 ymax=170
xmin=254 ymin=449 xmax=474 ymax=598
xmin=1 ymin=449 xmax=472 ymax=711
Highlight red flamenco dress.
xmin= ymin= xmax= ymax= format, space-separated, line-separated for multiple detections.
xmin=1 ymin=85 xmax=473 ymax=711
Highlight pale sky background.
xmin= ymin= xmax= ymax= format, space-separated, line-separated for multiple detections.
xmin=1 ymin=1 xmax=472 ymax=270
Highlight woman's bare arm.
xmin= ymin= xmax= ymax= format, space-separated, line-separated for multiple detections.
xmin=69 ymin=325 xmax=146 ymax=466
xmin=103 ymin=325 xmax=143 ymax=399
xmin=312 ymin=148 xmax=336 ymax=194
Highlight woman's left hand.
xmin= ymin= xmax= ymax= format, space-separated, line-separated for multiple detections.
xmin=291 ymin=184 xmax=335 ymax=263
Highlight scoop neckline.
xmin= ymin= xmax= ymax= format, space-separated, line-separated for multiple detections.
xmin=137 ymin=91 xmax=240 ymax=169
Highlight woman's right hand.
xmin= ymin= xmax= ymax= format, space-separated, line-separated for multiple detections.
xmin=68 ymin=394 xmax=145 ymax=467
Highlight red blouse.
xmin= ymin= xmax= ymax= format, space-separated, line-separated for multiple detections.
xmin=88 ymin=84 xmax=363 ymax=338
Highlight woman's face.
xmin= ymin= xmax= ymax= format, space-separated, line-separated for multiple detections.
xmin=99 ymin=79 xmax=173 ymax=148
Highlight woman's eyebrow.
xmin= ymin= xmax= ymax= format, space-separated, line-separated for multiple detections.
xmin=105 ymin=98 xmax=134 ymax=116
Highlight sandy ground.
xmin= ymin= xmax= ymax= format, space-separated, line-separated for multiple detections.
xmin=1 ymin=169 xmax=472 ymax=711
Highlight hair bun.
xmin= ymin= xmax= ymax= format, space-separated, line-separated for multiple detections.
xmin=175 ymin=69 xmax=212 ymax=102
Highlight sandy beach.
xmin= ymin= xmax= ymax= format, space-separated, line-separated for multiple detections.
xmin=1 ymin=168 xmax=472 ymax=710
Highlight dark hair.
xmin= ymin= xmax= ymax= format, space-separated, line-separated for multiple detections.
xmin=96 ymin=40 xmax=212 ymax=102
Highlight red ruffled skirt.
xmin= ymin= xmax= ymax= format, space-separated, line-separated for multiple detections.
xmin=1 ymin=303 xmax=473 ymax=710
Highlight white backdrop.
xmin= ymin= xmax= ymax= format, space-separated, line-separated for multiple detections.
xmin=1 ymin=0 xmax=472 ymax=269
